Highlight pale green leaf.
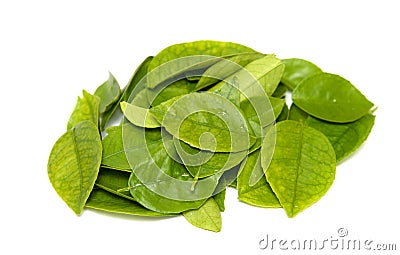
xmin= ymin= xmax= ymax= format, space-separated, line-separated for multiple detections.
xmin=120 ymin=101 xmax=160 ymax=128
xmin=67 ymin=90 xmax=100 ymax=130
xmin=264 ymin=120 xmax=336 ymax=217
xmin=183 ymin=198 xmax=222 ymax=232
xmin=48 ymin=121 xmax=102 ymax=215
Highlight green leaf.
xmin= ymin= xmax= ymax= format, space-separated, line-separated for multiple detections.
xmin=123 ymin=124 xmax=216 ymax=213
xmin=101 ymin=126 xmax=131 ymax=171
xmin=147 ymin=40 xmax=257 ymax=89
xmin=238 ymin=54 xmax=285 ymax=96
xmin=120 ymin=101 xmax=160 ymax=128
xmin=211 ymin=76 xmax=241 ymax=107
xmin=276 ymin=102 xmax=289 ymax=122
xmin=86 ymin=188 xmax=174 ymax=217
xmin=95 ymin=168 xmax=134 ymax=201
xmin=237 ymin=150 xmax=281 ymax=208
xmin=292 ymin=73 xmax=374 ymax=122
xmin=67 ymin=90 xmax=100 ymax=130
xmin=281 ymin=58 xmax=322 ymax=90
xmin=94 ymin=72 xmax=121 ymax=114
xmin=100 ymin=56 xmax=153 ymax=131
xmin=213 ymin=189 xmax=226 ymax=212
xmin=305 ymin=114 xmax=375 ymax=163
xmin=288 ymin=103 xmax=309 ymax=122
xmin=150 ymin=92 xmax=255 ymax=152
xmin=175 ymin=139 xmax=247 ymax=178
xmin=183 ymin=198 xmax=222 ymax=232
xmin=272 ymin=83 xmax=289 ymax=98
xmin=147 ymin=79 xmax=198 ymax=106
xmin=196 ymin=52 xmax=265 ymax=90
xmin=264 ymin=120 xmax=336 ymax=217
xmin=240 ymin=96 xmax=285 ymax=138
xmin=48 ymin=120 xmax=102 ymax=215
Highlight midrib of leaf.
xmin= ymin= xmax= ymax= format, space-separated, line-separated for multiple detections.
xmin=204 ymin=203 xmax=219 ymax=230
xmin=72 ymin=126 xmax=84 ymax=208
xmin=182 ymin=116 xmax=254 ymax=138
xmin=291 ymin=126 xmax=304 ymax=215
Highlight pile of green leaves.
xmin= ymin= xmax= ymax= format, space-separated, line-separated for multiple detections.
xmin=48 ymin=40 xmax=376 ymax=232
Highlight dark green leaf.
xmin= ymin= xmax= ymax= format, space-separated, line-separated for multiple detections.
xmin=100 ymin=56 xmax=153 ymax=131
xmin=123 ymin=124 xmax=218 ymax=213
xmin=305 ymin=114 xmax=376 ymax=162
xmin=288 ymin=103 xmax=309 ymax=122
xmin=281 ymin=58 xmax=322 ymax=90
xmin=86 ymin=188 xmax=174 ymax=217
xmin=94 ymin=72 xmax=121 ymax=114
xmin=292 ymin=73 xmax=374 ymax=122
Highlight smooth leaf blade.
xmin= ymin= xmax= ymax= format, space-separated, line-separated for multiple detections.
xmin=150 ymin=92 xmax=255 ymax=152
xmin=86 ymin=189 xmax=174 ymax=217
xmin=281 ymin=58 xmax=322 ymax=90
xmin=101 ymin=126 xmax=131 ymax=171
xmin=48 ymin=121 xmax=102 ymax=215
xmin=67 ymin=90 xmax=100 ymax=130
xmin=264 ymin=120 xmax=336 ymax=217
xmin=121 ymin=101 xmax=160 ymax=128
xmin=100 ymin=56 xmax=153 ymax=131
xmin=292 ymin=73 xmax=374 ymax=122
xmin=183 ymin=198 xmax=222 ymax=232
xmin=94 ymin=72 xmax=121 ymax=113
xmin=305 ymin=114 xmax=376 ymax=163
xmin=237 ymin=150 xmax=281 ymax=208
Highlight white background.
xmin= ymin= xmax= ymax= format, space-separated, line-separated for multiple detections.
xmin=1 ymin=0 xmax=399 ymax=254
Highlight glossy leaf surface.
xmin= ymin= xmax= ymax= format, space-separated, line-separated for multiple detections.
xmin=292 ymin=73 xmax=374 ymax=122
xmin=281 ymin=58 xmax=322 ymax=90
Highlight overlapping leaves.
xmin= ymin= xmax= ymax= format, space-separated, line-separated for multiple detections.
xmin=48 ymin=40 xmax=376 ymax=232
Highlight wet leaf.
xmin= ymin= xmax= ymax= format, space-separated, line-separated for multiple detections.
xmin=150 ymin=92 xmax=255 ymax=152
